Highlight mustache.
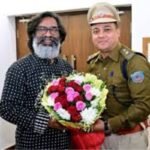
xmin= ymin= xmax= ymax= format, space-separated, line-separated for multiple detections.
xmin=37 ymin=36 xmax=59 ymax=46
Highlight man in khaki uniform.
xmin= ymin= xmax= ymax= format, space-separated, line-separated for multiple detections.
xmin=86 ymin=2 xmax=150 ymax=150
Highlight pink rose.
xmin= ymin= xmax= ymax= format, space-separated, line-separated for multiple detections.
xmin=85 ymin=92 xmax=93 ymax=101
xmin=67 ymin=93 xmax=75 ymax=102
xmin=65 ymin=87 xmax=74 ymax=94
xmin=73 ymin=91 xmax=79 ymax=98
xmin=54 ymin=102 xmax=62 ymax=111
xmin=51 ymin=79 xmax=60 ymax=85
xmin=83 ymin=84 xmax=91 ymax=92
xmin=50 ymin=92 xmax=59 ymax=100
xmin=76 ymin=101 xmax=86 ymax=111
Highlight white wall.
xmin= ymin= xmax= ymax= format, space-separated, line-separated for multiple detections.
xmin=1 ymin=0 xmax=150 ymax=149
xmin=5 ymin=0 xmax=131 ymax=16
xmin=132 ymin=1 xmax=150 ymax=52
xmin=0 ymin=15 xmax=17 ymax=149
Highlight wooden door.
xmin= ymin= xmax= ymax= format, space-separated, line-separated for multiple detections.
xmin=16 ymin=21 xmax=30 ymax=58
xmin=16 ymin=6 xmax=131 ymax=72
xmin=60 ymin=12 xmax=95 ymax=72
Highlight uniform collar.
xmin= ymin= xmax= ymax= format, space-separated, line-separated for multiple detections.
xmin=98 ymin=43 xmax=122 ymax=62
xmin=109 ymin=43 xmax=122 ymax=62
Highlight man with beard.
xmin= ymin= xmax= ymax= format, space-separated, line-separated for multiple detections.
xmin=0 ymin=12 xmax=73 ymax=149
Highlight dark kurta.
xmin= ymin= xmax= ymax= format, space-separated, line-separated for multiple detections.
xmin=0 ymin=53 xmax=73 ymax=149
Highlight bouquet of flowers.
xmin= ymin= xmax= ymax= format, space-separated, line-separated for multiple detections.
xmin=41 ymin=72 xmax=108 ymax=149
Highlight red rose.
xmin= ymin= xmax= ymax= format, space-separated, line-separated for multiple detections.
xmin=48 ymin=85 xmax=58 ymax=93
xmin=67 ymin=81 xmax=83 ymax=93
xmin=59 ymin=77 xmax=66 ymax=86
xmin=67 ymin=106 xmax=77 ymax=115
xmin=67 ymin=81 xmax=75 ymax=87
xmin=74 ymin=95 xmax=84 ymax=102
xmin=55 ymin=94 xmax=69 ymax=108
xmin=57 ymin=84 xmax=65 ymax=92
xmin=75 ymin=86 xmax=83 ymax=93
xmin=67 ymin=106 xmax=82 ymax=122
xmin=72 ymin=112 xmax=82 ymax=122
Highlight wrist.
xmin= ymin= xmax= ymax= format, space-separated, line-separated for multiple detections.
xmin=104 ymin=120 xmax=112 ymax=136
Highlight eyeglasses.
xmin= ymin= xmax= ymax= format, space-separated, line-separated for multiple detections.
xmin=36 ymin=26 xmax=60 ymax=35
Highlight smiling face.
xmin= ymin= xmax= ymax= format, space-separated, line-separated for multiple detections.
xmin=33 ymin=17 xmax=61 ymax=59
xmin=35 ymin=16 xmax=60 ymax=46
xmin=91 ymin=22 xmax=120 ymax=55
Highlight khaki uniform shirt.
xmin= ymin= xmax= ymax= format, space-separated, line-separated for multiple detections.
xmin=87 ymin=43 xmax=150 ymax=132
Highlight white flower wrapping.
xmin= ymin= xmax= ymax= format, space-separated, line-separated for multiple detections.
xmin=41 ymin=72 xmax=108 ymax=131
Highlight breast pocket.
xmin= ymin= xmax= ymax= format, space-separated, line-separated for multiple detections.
xmin=108 ymin=77 xmax=133 ymax=106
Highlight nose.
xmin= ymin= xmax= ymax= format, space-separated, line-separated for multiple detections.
xmin=45 ymin=29 xmax=53 ymax=36
xmin=98 ymin=30 xmax=105 ymax=37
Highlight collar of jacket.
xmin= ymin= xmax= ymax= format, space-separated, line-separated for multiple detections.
xmin=98 ymin=42 xmax=122 ymax=62
xmin=108 ymin=42 xmax=122 ymax=62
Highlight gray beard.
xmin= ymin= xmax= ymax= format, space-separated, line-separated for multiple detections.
xmin=32 ymin=38 xmax=61 ymax=59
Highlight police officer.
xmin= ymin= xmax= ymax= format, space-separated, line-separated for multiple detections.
xmin=86 ymin=2 xmax=150 ymax=150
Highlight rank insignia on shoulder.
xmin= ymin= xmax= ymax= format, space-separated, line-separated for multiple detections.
xmin=87 ymin=51 xmax=100 ymax=64
xmin=130 ymin=71 xmax=144 ymax=83
xmin=120 ymin=48 xmax=134 ymax=60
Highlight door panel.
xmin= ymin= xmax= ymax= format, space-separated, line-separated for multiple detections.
xmin=16 ymin=21 xmax=30 ymax=58
xmin=60 ymin=12 xmax=95 ymax=72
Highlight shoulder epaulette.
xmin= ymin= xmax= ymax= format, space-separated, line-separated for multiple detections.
xmin=120 ymin=48 xmax=134 ymax=60
xmin=87 ymin=51 xmax=100 ymax=64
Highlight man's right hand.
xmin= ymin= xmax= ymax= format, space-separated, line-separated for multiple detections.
xmin=48 ymin=118 xmax=67 ymax=131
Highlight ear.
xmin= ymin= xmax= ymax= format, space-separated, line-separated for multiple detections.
xmin=117 ymin=28 xmax=121 ymax=37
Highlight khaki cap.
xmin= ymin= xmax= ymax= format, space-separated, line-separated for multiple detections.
xmin=87 ymin=2 xmax=120 ymax=25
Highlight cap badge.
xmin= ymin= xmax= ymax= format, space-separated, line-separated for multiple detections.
xmin=90 ymin=11 xmax=115 ymax=22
